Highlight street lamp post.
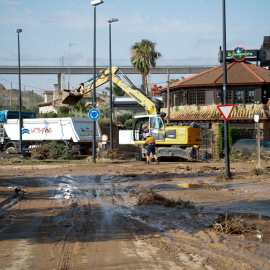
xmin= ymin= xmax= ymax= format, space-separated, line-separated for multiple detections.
xmin=91 ymin=0 xmax=104 ymax=163
xmin=16 ymin=28 xmax=23 ymax=153
xmin=106 ymin=17 xmax=118 ymax=150
xmin=222 ymin=0 xmax=231 ymax=178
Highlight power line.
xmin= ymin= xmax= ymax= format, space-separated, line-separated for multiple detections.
xmin=0 ymin=77 xmax=48 ymax=93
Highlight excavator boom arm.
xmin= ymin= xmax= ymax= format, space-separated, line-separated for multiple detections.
xmin=111 ymin=76 xmax=158 ymax=115
xmin=62 ymin=66 xmax=158 ymax=115
xmin=80 ymin=67 xmax=119 ymax=95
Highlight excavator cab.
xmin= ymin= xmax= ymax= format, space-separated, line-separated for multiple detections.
xmin=133 ymin=115 xmax=165 ymax=143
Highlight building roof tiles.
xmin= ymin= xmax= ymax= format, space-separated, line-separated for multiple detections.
xmin=162 ymin=61 xmax=270 ymax=90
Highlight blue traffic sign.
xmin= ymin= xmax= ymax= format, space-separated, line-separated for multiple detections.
xmin=88 ymin=109 xmax=100 ymax=121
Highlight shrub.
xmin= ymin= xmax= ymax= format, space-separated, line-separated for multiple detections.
xmin=38 ymin=112 xmax=58 ymax=118
xmin=46 ymin=141 xmax=73 ymax=160
xmin=218 ymin=124 xmax=248 ymax=154
xmin=124 ymin=119 xmax=133 ymax=129
xmin=31 ymin=141 xmax=73 ymax=160
xmin=117 ymin=112 xmax=132 ymax=124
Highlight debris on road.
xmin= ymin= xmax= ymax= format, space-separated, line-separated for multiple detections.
xmin=136 ymin=188 xmax=196 ymax=209
xmin=177 ymin=163 xmax=190 ymax=170
xmin=212 ymin=214 xmax=257 ymax=235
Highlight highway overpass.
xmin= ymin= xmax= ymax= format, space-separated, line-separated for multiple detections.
xmin=0 ymin=66 xmax=216 ymax=75
xmin=0 ymin=65 xmax=217 ymax=91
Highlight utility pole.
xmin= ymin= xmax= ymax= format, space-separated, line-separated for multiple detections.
xmin=10 ymin=82 xmax=12 ymax=107
xmin=16 ymin=28 xmax=23 ymax=153
xmin=167 ymin=68 xmax=170 ymax=124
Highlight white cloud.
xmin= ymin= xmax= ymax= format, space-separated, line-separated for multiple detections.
xmin=120 ymin=14 xmax=220 ymax=35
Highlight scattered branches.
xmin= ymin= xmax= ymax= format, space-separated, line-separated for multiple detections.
xmin=136 ymin=188 xmax=196 ymax=209
xmin=212 ymin=214 xmax=257 ymax=234
xmin=215 ymin=173 xmax=230 ymax=182
xmin=250 ymin=168 xmax=266 ymax=176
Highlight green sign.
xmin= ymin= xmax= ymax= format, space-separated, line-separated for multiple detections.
xmin=219 ymin=49 xmax=266 ymax=62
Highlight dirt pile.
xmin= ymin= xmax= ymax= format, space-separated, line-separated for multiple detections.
xmin=135 ymin=188 xmax=196 ymax=209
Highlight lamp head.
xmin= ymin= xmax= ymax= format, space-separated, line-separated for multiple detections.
xmin=16 ymin=29 xmax=23 ymax=33
xmin=106 ymin=18 xmax=119 ymax=23
xmin=91 ymin=0 xmax=104 ymax=6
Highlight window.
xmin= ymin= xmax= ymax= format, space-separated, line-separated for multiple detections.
xmin=245 ymin=90 xmax=254 ymax=104
xmin=189 ymin=92 xmax=197 ymax=104
xmin=205 ymin=91 xmax=213 ymax=104
xmin=227 ymin=91 xmax=232 ymax=104
xmin=234 ymin=91 xmax=243 ymax=103
xmin=198 ymin=91 xmax=205 ymax=105
xmin=188 ymin=91 xmax=205 ymax=105
xmin=174 ymin=92 xmax=183 ymax=106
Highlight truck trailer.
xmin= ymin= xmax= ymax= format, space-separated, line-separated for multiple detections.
xmin=0 ymin=110 xmax=102 ymax=155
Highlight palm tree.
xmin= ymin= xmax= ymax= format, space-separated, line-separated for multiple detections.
xmin=105 ymin=83 xmax=125 ymax=96
xmin=130 ymin=39 xmax=161 ymax=95
xmin=72 ymin=99 xmax=87 ymax=117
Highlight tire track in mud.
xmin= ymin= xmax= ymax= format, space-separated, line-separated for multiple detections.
xmin=50 ymin=193 xmax=96 ymax=269
xmin=2 ymin=171 xmax=266 ymax=270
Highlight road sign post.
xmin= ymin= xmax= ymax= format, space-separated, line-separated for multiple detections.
xmin=222 ymin=0 xmax=231 ymax=179
xmin=89 ymin=109 xmax=100 ymax=162
xmin=254 ymin=113 xmax=260 ymax=168
xmin=217 ymin=104 xmax=235 ymax=179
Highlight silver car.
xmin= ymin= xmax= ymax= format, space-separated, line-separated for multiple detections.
xmin=231 ymin=139 xmax=270 ymax=155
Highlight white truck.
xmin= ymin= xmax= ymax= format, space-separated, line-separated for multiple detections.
xmin=0 ymin=110 xmax=102 ymax=155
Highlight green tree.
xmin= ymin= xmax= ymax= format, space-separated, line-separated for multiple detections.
xmin=169 ymin=76 xmax=185 ymax=84
xmin=130 ymin=39 xmax=161 ymax=95
xmin=105 ymin=83 xmax=125 ymax=96
xmin=117 ymin=112 xmax=132 ymax=125
xmin=70 ymin=99 xmax=89 ymax=118
xmin=58 ymin=106 xmax=71 ymax=117
xmin=27 ymin=90 xmax=43 ymax=113
xmin=39 ymin=111 xmax=58 ymax=118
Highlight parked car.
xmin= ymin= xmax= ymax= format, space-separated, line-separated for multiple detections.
xmin=231 ymin=139 xmax=270 ymax=155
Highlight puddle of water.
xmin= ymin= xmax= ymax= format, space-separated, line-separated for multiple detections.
xmin=177 ymin=183 xmax=202 ymax=189
xmin=243 ymin=214 xmax=270 ymax=245
xmin=245 ymin=231 xmax=270 ymax=244
xmin=217 ymin=213 xmax=270 ymax=245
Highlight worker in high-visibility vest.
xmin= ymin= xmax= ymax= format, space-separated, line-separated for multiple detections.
xmin=192 ymin=144 xmax=200 ymax=159
xmin=145 ymin=133 xmax=159 ymax=165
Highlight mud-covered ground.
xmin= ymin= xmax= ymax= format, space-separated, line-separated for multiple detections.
xmin=0 ymin=157 xmax=269 ymax=270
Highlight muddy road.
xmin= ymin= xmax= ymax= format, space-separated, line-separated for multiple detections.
xmin=0 ymin=160 xmax=269 ymax=270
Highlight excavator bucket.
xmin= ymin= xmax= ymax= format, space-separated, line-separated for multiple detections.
xmin=61 ymin=90 xmax=83 ymax=105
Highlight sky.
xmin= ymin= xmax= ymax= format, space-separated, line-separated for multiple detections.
xmin=0 ymin=0 xmax=269 ymax=96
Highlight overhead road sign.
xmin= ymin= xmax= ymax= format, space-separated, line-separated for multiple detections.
xmin=217 ymin=104 xmax=235 ymax=121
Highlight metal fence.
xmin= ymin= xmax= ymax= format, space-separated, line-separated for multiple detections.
xmin=200 ymin=129 xmax=214 ymax=159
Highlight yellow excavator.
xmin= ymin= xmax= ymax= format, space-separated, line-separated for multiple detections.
xmin=62 ymin=67 xmax=202 ymax=160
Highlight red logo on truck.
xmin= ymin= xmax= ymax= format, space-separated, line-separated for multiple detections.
xmin=31 ymin=128 xmax=52 ymax=134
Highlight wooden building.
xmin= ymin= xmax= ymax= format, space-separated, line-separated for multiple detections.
xmin=161 ymin=61 xmax=270 ymax=107
xmin=160 ymin=61 xmax=270 ymax=151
